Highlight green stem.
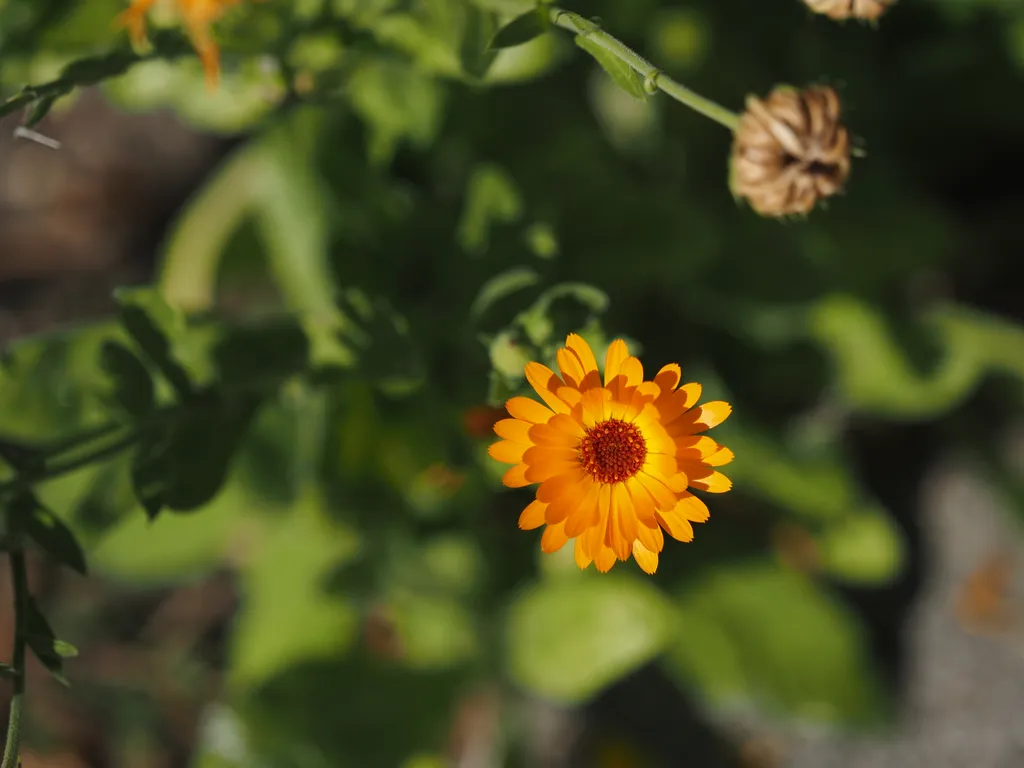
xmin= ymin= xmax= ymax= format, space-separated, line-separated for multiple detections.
xmin=549 ymin=7 xmax=741 ymax=131
xmin=1 ymin=551 xmax=27 ymax=768
xmin=0 ymin=431 xmax=142 ymax=497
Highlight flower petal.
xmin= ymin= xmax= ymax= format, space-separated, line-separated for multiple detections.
xmin=502 ymin=464 xmax=530 ymax=487
xmin=488 ymin=440 xmax=527 ymax=464
xmin=494 ymin=418 xmax=531 ymax=442
xmin=690 ymin=470 xmax=733 ymax=493
xmin=625 ymin=476 xmax=658 ymax=525
xmin=564 ymin=481 xmax=602 ymax=537
xmin=566 ymin=333 xmax=599 ymax=374
xmin=656 ymin=505 xmax=695 ymax=542
xmin=611 ymin=483 xmax=638 ymax=558
xmin=635 ymin=517 xmax=664 ymax=552
xmin=524 ymin=460 xmax=579 ymax=483
xmin=518 ymin=500 xmax=547 ymax=530
xmin=574 ymin=537 xmax=593 ymax=569
xmin=654 ymin=364 xmax=681 ymax=393
xmin=525 ymin=363 xmax=572 ymax=414
xmin=632 ymin=541 xmax=659 ymax=574
xmin=529 ymin=422 xmax=580 ymax=448
xmin=604 ymin=339 xmax=629 ymax=386
xmin=705 ymin=445 xmax=735 ymax=467
xmin=670 ymin=400 xmax=732 ymax=435
xmin=544 ymin=473 xmax=593 ymax=525
xmin=536 ymin=467 xmax=587 ymax=503
xmin=674 ymin=491 xmax=710 ymax=523
xmin=594 ymin=542 xmax=617 ymax=572
xmin=556 ymin=348 xmax=586 ymax=387
xmin=506 ymin=397 xmax=554 ymax=424
xmin=635 ymin=471 xmax=678 ymax=511
xmin=541 ymin=522 xmax=569 ymax=553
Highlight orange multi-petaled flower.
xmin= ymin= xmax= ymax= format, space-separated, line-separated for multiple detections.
xmin=489 ymin=334 xmax=734 ymax=574
xmin=117 ymin=0 xmax=251 ymax=89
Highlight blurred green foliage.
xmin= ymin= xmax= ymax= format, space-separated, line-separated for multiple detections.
xmin=1 ymin=0 xmax=1023 ymax=765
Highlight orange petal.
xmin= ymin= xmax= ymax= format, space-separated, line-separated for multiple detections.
xmin=506 ymin=397 xmax=554 ymax=424
xmin=488 ymin=440 xmax=527 ymax=464
xmin=564 ymin=481 xmax=602 ymax=537
xmin=625 ymin=477 xmax=658 ymax=525
xmin=524 ymin=460 xmax=579 ymax=484
xmin=654 ymin=364 xmax=681 ymax=394
xmin=690 ymin=470 xmax=732 ymax=494
xmin=574 ymin=537 xmax=593 ymax=569
xmin=635 ymin=472 xmax=677 ymax=511
xmin=611 ymin=483 xmax=637 ymax=557
xmin=671 ymin=401 xmax=732 ymax=435
xmin=518 ymin=500 xmax=547 ymax=530
xmin=536 ymin=467 xmax=587 ymax=503
xmin=580 ymin=387 xmax=611 ymax=427
xmin=548 ymin=413 xmax=586 ymax=439
xmin=656 ymin=505 xmax=695 ymax=542
xmin=502 ymin=464 xmax=530 ymax=487
xmin=528 ymin=422 xmax=580 ymax=448
xmin=635 ymin=517 xmax=664 ymax=552
xmin=632 ymin=541 xmax=659 ymax=574
xmin=594 ymin=543 xmax=617 ymax=572
xmin=566 ymin=333 xmax=599 ymax=374
xmin=582 ymin=484 xmax=612 ymax=556
xmin=674 ymin=492 xmax=710 ymax=523
xmin=705 ymin=445 xmax=735 ymax=467
xmin=494 ymin=418 xmax=531 ymax=442
xmin=541 ymin=521 xmax=569 ymax=553
xmin=603 ymin=339 xmax=629 ymax=386
xmin=525 ymin=363 xmax=572 ymax=414
xmin=556 ymin=347 xmax=585 ymax=387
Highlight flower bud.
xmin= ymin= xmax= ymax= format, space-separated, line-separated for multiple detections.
xmin=802 ymin=0 xmax=895 ymax=21
xmin=730 ymin=85 xmax=851 ymax=218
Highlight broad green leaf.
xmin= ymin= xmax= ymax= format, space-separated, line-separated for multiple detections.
xmin=457 ymin=163 xmax=523 ymax=255
xmin=228 ymin=492 xmax=358 ymax=691
xmin=506 ymin=575 xmax=674 ymax=703
xmin=460 ymin=3 xmax=499 ymax=79
xmin=100 ymin=340 xmax=155 ymax=419
xmin=132 ymin=394 xmax=262 ymax=515
xmin=25 ymin=596 xmax=69 ymax=686
xmin=25 ymin=501 xmax=87 ymax=575
xmin=471 ymin=267 xmax=540 ymax=320
xmin=114 ymin=288 xmax=193 ymax=399
xmin=490 ymin=8 xmax=549 ymax=50
xmin=575 ymin=35 xmax=647 ymax=101
xmin=665 ymin=560 xmax=886 ymax=725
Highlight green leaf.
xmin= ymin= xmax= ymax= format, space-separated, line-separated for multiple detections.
xmin=490 ymin=8 xmax=550 ymax=50
xmin=665 ymin=560 xmax=886 ymax=725
xmin=25 ymin=502 xmax=87 ymax=575
xmin=100 ymin=340 xmax=155 ymax=419
xmin=457 ymin=163 xmax=523 ymax=255
xmin=26 ymin=95 xmax=58 ymax=127
xmin=506 ymin=575 xmax=674 ymax=703
xmin=332 ymin=290 xmax=424 ymax=391
xmin=228 ymin=493 xmax=358 ymax=690
xmin=25 ymin=596 xmax=69 ymax=686
xmin=115 ymin=289 xmax=193 ymax=399
xmin=817 ymin=510 xmax=905 ymax=585
xmin=575 ymin=35 xmax=648 ymax=100
xmin=471 ymin=267 xmax=540 ymax=320
xmin=213 ymin=317 xmax=311 ymax=390
xmin=132 ymin=394 xmax=262 ymax=515
xmin=53 ymin=639 xmax=79 ymax=658
xmin=460 ymin=4 xmax=500 ymax=79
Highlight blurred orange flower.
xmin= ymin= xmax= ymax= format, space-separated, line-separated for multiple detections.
xmin=489 ymin=334 xmax=734 ymax=574
xmin=117 ymin=0 xmax=253 ymax=89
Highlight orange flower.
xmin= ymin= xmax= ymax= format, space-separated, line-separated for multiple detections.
xmin=489 ymin=334 xmax=734 ymax=574
xmin=117 ymin=0 xmax=250 ymax=89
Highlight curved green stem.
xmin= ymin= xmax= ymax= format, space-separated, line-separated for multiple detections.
xmin=2 ymin=551 xmax=27 ymax=768
xmin=0 ymin=431 xmax=142 ymax=498
xmin=549 ymin=7 xmax=740 ymax=131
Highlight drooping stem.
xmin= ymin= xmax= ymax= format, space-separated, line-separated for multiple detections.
xmin=548 ymin=7 xmax=741 ymax=131
xmin=0 ymin=431 xmax=142 ymax=498
xmin=1 ymin=551 xmax=28 ymax=768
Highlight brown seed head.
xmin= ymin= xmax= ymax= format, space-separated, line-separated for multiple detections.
xmin=730 ymin=85 xmax=851 ymax=218
xmin=802 ymin=0 xmax=896 ymax=21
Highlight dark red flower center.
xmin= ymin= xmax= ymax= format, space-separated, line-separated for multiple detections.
xmin=580 ymin=419 xmax=647 ymax=484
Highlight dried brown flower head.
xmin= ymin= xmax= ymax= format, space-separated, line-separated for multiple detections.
xmin=802 ymin=0 xmax=896 ymax=21
xmin=730 ymin=85 xmax=851 ymax=218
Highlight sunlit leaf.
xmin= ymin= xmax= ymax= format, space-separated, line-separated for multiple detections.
xmin=506 ymin=575 xmax=674 ymax=702
xmin=575 ymin=35 xmax=647 ymax=101
xmin=490 ymin=8 xmax=550 ymax=50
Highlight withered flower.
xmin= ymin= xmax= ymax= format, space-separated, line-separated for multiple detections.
xmin=802 ymin=0 xmax=896 ymax=21
xmin=730 ymin=85 xmax=851 ymax=218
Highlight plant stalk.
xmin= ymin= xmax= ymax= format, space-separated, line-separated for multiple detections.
xmin=1 ymin=551 xmax=28 ymax=768
xmin=549 ymin=7 xmax=741 ymax=131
